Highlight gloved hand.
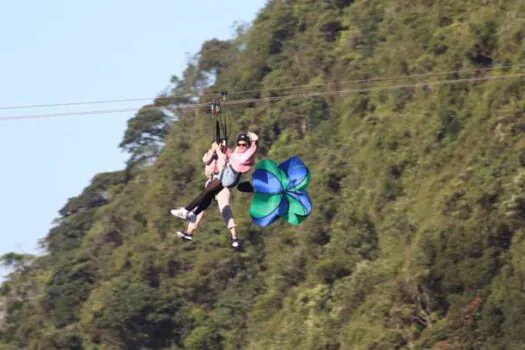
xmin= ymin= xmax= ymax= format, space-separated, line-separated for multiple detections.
xmin=247 ymin=132 xmax=259 ymax=142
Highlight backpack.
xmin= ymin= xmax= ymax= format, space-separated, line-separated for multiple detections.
xmin=219 ymin=163 xmax=241 ymax=188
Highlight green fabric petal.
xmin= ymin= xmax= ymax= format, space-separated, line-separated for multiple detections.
xmin=285 ymin=211 xmax=309 ymax=226
xmin=290 ymin=171 xmax=311 ymax=191
xmin=249 ymin=192 xmax=282 ymax=219
xmin=284 ymin=193 xmax=310 ymax=226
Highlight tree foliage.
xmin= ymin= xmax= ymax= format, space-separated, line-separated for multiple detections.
xmin=2 ymin=0 xmax=525 ymax=349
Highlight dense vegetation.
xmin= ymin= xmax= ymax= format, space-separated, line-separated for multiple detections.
xmin=1 ymin=0 xmax=525 ymax=349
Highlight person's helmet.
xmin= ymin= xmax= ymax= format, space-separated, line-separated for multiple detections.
xmin=236 ymin=132 xmax=251 ymax=146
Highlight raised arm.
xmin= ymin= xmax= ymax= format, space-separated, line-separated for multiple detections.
xmin=202 ymin=142 xmax=218 ymax=164
xmin=233 ymin=132 xmax=258 ymax=164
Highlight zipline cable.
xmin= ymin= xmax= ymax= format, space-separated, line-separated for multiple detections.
xmin=0 ymin=63 xmax=524 ymax=111
xmin=1 ymin=71 xmax=524 ymax=122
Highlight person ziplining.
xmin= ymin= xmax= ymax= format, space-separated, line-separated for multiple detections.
xmin=170 ymin=97 xmax=258 ymax=249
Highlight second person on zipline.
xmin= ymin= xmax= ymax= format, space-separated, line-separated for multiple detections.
xmin=174 ymin=138 xmax=237 ymax=248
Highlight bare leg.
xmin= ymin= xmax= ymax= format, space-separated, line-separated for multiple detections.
xmin=216 ymin=188 xmax=240 ymax=248
xmin=187 ymin=211 xmax=205 ymax=235
xmin=176 ymin=210 xmax=204 ymax=241
xmin=229 ymin=226 xmax=238 ymax=240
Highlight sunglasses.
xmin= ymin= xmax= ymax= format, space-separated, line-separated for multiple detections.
xmin=237 ymin=142 xmax=247 ymax=147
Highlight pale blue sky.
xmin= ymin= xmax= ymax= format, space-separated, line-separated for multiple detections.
xmin=0 ymin=1 xmax=266 ymax=266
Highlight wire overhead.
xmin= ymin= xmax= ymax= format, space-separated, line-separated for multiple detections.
xmin=0 ymin=67 xmax=524 ymax=122
xmin=1 ymin=63 xmax=524 ymax=112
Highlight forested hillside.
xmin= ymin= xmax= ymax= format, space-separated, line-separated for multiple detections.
xmin=2 ymin=0 xmax=525 ymax=349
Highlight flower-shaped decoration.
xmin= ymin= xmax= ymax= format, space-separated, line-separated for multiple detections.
xmin=250 ymin=156 xmax=312 ymax=227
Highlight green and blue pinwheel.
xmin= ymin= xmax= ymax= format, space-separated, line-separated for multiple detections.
xmin=249 ymin=156 xmax=312 ymax=227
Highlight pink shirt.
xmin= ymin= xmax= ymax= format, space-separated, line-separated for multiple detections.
xmin=202 ymin=141 xmax=257 ymax=176
xmin=202 ymin=147 xmax=229 ymax=178
xmin=228 ymin=142 xmax=257 ymax=173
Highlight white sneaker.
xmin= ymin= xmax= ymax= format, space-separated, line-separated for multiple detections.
xmin=170 ymin=208 xmax=186 ymax=219
xmin=231 ymin=237 xmax=240 ymax=249
xmin=176 ymin=231 xmax=193 ymax=241
xmin=170 ymin=208 xmax=196 ymax=223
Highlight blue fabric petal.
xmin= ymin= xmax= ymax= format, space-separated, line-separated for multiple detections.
xmin=251 ymin=205 xmax=280 ymax=227
xmin=278 ymin=156 xmax=310 ymax=191
xmin=252 ymin=159 xmax=286 ymax=194
xmin=252 ymin=169 xmax=283 ymax=194
xmin=278 ymin=194 xmax=290 ymax=217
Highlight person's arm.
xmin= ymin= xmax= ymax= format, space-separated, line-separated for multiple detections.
xmin=234 ymin=132 xmax=258 ymax=165
xmin=202 ymin=149 xmax=215 ymax=164
xmin=202 ymin=142 xmax=219 ymax=164
xmin=247 ymin=132 xmax=259 ymax=145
